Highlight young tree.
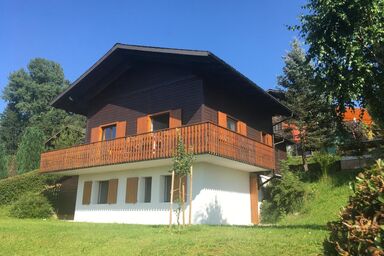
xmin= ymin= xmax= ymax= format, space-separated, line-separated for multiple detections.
xmin=169 ymin=136 xmax=194 ymax=226
xmin=278 ymin=39 xmax=336 ymax=171
xmin=16 ymin=127 xmax=45 ymax=174
xmin=0 ymin=143 xmax=8 ymax=179
xmin=297 ymin=0 xmax=384 ymax=128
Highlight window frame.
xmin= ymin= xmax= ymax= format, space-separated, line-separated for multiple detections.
xmin=150 ymin=111 xmax=170 ymax=132
xmin=226 ymin=116 xmax=238 ymax=132
xmin=143 ymin=177 xmax=152 ymax=203
xmin=97 ymin=180 xmax=109 ymax=204
xmin=163 ymin=175 xmax=172 ymax=202
xmin=100 ymin=123 xmax=117 ymax=141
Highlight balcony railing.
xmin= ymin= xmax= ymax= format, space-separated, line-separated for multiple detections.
xmin=40 ymin=122 xmax=275 ymax=173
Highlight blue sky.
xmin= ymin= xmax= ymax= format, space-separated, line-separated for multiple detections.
xmin=0 ymin=0 xmax=306 ymax=112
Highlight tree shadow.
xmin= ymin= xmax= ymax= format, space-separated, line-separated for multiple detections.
xmin=194 ymin=197 xmax=228 ymax=225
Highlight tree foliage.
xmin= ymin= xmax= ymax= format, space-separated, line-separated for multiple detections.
xmin=0 ymin=143 xmax=7 ymax=179
xmin=277 ymin=39 xmax=336 ymax=170
xmin=16 ymin=127 xmax=45 ymax=174
xmin=0 ymin=58 xmax=85 ymax=154
xmin=297 ymin=0 xmax=384 ymax=128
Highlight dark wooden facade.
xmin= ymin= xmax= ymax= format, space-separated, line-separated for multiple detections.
xmin=41 ymin=44 xmax=291 ymax=173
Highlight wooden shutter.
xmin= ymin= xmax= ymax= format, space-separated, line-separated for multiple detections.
xmin=237 ymin=121 xmax=247 ymax=136
xmin=126 ymin=177 xmax=138 ymax=203
xmin=137 ymin=116 xmax=150 ymax=134
xmin=250 ymin=174 xmax=259 ymax=224
xmin=173 ymin=175 xmax=187 ymax=202
xmin=82 ymin=181 xmax=92 ymax=205
xmin=218 ymin=111 xmax=227 ymax=127
xmin=107 ymin=179 xmax=118 ymax=204
xmin=116 ymin=121 xmax=127 ymax=138
xmin=90 ymin=127 xmax=100 ymax=143
xmin=169 ymin=109 xmax=182 ymax=128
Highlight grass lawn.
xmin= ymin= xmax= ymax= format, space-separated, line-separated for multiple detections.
xmin=0 ymin=171 xmax=358 ymax=256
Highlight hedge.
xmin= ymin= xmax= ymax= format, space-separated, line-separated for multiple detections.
xmin=0 ymin=170 xmax=62 ymax=205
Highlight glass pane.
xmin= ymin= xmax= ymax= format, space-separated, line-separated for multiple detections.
xmin=102 ymin=125 xmax=117 ymax=140
xmin=98 ymin=181 xmax=109 ymax=204
xmin=227 ymin=117 xmax=237 ymax=132
xmin=152 ymin=113 xmax=170 ymax=131
xmin=164 ymin=175 xmax=172 ymax=202
xmin=144 ymin=177 xmax=152 ymax=203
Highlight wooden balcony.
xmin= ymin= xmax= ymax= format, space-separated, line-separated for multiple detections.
xmin=40 ymin=122 xmax=275 ymax=173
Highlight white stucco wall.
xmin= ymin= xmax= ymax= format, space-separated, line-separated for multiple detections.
xmin=74 ymin=162 xmax=253 ymax=225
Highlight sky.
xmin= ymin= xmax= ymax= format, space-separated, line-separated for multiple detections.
xmin=0 ymin=0 xmax=306 ymax=113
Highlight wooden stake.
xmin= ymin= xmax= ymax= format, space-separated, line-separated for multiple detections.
xmin=169 ymin=170 xmax=175 ymax=227
xmin=182 ymin=183 xmax=185 ymax=226
xmin=189 ymin=165 xmax=193 ymax=225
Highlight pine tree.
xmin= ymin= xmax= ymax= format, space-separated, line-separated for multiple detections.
xmin=277 ymin=40 xmax=336 ymax=171
xmin=0 ymin=143 xmax=8 ymax=179
xmin=16 ymin=127 xmax=45 ymax=174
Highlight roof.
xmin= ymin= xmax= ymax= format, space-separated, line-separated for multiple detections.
xmin=53 ymin=43 xmax=291 ymax=116
xmin=343 ymin=108 xmax=373 ymax=126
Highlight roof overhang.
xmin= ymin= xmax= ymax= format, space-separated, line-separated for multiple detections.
xmin=53 ymin=43 xmax=292 ymax=116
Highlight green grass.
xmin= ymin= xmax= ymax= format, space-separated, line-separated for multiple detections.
xmin=0 ymin=170 xmax=359 ymax=256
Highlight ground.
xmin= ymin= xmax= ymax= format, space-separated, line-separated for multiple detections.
xmin=0 ymin=171 xmax=357 ymax=256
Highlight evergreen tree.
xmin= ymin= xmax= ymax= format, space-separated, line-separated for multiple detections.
xmin=0 ymin=58 xmax=85 ymax=154
xmin=277 ymin=40 xmax=336 ymax=171
xmin=0 ymin=142 xmax=7 ymax=179
xmin=16 ymin=127 xmax=45 ymax=174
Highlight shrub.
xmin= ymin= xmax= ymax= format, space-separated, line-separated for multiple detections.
xmin=312 ymin=152 xmax=340 ymax=178
xmin=261 ymin=161 xmax=307 ymax=223
xmin=9 ymin=192 xmax=53 ymax=219
xmin=324 ymin=159 xmax=384 ymax=255
xmin=16 ymin=127 xmax=45 ymax=174
xmin=0 ymin=170 xmax=62 ymax=205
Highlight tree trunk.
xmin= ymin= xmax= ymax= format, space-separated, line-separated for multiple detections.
xmin=302 ymin=151 xmax=309 ymax=172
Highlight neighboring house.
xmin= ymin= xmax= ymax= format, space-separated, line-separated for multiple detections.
xmin=39 ymin=44 xmax=291 ymax=225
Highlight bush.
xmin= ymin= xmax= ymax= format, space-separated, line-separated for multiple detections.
xmin=9 ymin=192 xmax=53 ymax=219
xmin=312 ymin=152 xmax=340 ymax=178
xmin=324 ymin=159 xmax=384 ymax=255
xmin=0 ymin=170 xmax=62 ymax=205
xmin=261 ymin=162 xmax=307 ymax=223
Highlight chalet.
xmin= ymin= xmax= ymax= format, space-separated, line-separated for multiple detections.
xmin=39 ymin=44 xmax=291 ymax=225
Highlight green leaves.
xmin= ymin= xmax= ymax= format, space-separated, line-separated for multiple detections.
xmin=170 ymin=135 xmax=194 ymax=176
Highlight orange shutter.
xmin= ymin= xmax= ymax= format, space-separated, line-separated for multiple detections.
xmin=116 ymin=121 xmax=127 ymax=138
xmin=137 ymin=116 xmax=150 ymax=134
xmin=250 ymin=174 xmax=259 ymax=224
xmin=170 ymin=109 xmax=182 ymax=128
xmin=237 ymin=121 xmax=247 ymax=136
xmin=90 ymin=127 xmax=100 ymax=143
xmin=126 ymin=177 xmax=138 ymax=203
xmin=82 ymin=181 xmax=92 ymax=205
xmin=173 ymin=175 xmax=187 ymax=202
xmin=218 ymin=111 xmax=227 ymax=127
xmin=107 ymin=179 xmax=119 ymax=204
xmin=267 ymin=134 xmax=273 ymax=146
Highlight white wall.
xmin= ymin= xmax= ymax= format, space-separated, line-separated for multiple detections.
xmin=74 ymin=162 xmax=253 ymax=225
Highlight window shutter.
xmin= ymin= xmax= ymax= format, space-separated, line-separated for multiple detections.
xmin=82 ymin=181 xmax=92 ymax=205
xmin=137 ymin=116 xmax=150 ymax=134
xmin=90 ymin=127 xmax=100 ymax=143
xmin=116 ymin=121 xmax=127 ymax=138
xmin=173 ymin=175 xmax=187 ymax=202
xmin=217 ymin=111 xmax=227 ymax=127
xmin=126 ymin=177 xmax=138 ymax=203
xmin=169 ymin=109 xmax=182 ymax=128
xmin=250 ymin=174 xmax=259 ymax=224
xmin=237 ymin=121 xmax=247 ymax=136
xmin=107 ymin=179 xmax=118 ymax=204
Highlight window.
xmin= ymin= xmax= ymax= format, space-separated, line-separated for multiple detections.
xmin=163 ymin=175 xmax=172 ymax=202
xmin=102 ymin=125 xmax=116 ymax=140
xmin=227 ymin=117 xmax=237 ymax=132
xmin=144 ymin=177 xmax=152 ymax=203
xmin=151 ymin=113 xmax=170 ymax=131
xmin=98 ymin=180 xmax=109 ymax=204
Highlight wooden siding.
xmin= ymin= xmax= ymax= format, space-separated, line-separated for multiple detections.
xmin=249 ymin=174 xmax=259 ymax=224
xmin=40 ymin=122 xmax=275 ymax=173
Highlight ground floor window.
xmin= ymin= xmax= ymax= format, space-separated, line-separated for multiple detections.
xmin=163 ymin=175 xmax=172 ymax=202
xmin=98 ymin=180 xmax=109 ymax=204
xmin=144 ymin=177 xmax=152 ymax=203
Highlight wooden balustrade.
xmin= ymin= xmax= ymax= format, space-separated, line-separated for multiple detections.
xmin=40 ymin=122 xmax=275 ymax=173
